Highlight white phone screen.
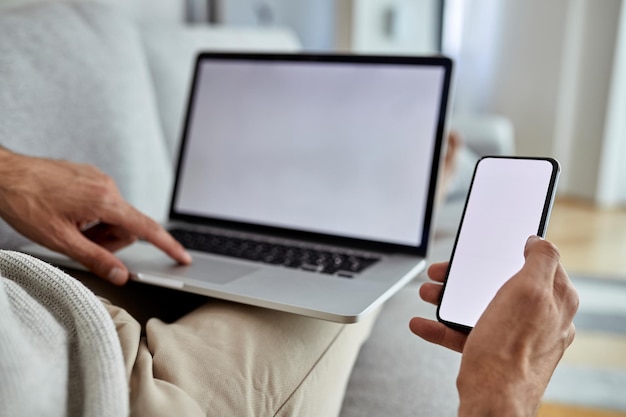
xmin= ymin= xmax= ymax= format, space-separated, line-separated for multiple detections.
xmin=437 ymin=157 xmax=559 ymax=330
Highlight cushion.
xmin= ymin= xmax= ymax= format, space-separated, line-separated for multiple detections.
xmin=139 ymin=24 xmax=301 ymax=160
xmin=0 ymin=2 xmax=172 ymax=248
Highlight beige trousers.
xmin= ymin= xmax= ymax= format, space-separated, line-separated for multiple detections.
xmin=96 ymin=285 xmax=378 ymax=417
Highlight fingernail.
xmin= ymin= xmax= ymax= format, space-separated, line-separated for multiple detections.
xmin=182 ymin=251 xmax=192 ymax=264
xmin=108 ymin=267 xmax=127 ymax=284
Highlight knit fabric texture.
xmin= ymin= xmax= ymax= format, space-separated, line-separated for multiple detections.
xmin=0 ymin=250 xmax=128 ymax=417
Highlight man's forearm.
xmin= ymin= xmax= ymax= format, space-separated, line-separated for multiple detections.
xmin=0 ymin=144 xmax=10 ymax=160
xmin=0 ymin=145 xmax=18 ymax=191
xmin=458 ymin=392 xmax=533 ymax=417
xmin=0 ymin=146 xmax=37 ymax=220
xmin=456 ymin=358 xmax=542 ymax=417
xmin=0 ymin=145 xmax=25 ymax=185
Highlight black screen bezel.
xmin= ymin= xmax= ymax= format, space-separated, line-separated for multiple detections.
xmin=169 ymin=52 xmax=453 ymax=256
xmin=436 ymin=156 xmax=561 ymax=332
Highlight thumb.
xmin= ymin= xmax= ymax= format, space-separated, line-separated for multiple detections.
xmin=59 ymin=229 xmax=130 ymax=285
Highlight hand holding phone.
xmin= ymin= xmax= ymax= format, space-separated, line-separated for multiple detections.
xmin=437 ymin=156 xmax=560 ymax=331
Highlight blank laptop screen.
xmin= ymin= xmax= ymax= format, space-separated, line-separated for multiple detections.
xmin=173 ymin=55 xmax=449 ymax=248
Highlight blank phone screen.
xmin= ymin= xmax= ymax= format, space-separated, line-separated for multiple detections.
xmin=437 ymin=157 xmax=559 ymax=329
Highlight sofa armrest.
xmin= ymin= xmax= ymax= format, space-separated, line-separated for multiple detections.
xmin=450 ymin=113 xmax=515 ymax=157
xmin=431 ymin=113 xmax=516 ymax=253
xmin=445 ymin=113 xmax=516 ymax=200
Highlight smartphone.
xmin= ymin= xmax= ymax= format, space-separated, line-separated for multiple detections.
xmin=437 ymin=156 xmax=560 ymax=331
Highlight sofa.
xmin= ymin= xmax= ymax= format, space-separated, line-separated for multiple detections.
xmin=0 ymin=2 xmax=514 ymax=416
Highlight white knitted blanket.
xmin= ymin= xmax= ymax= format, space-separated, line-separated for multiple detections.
xmin=0 ymin=251 xmax=128 ymax=417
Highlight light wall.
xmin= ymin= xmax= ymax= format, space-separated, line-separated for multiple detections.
xmin=558 ymin=0 xmax=621 ymax=202
xmin=213 ymin=0 xmax=336 ymax=50
xmin=213 ymin=0 xmax=441 ymax=53
xmin=336 ymin=0 xmax=441 ymax=54
xmin=597 ymin=0 xmax=626 ymax=206
xmin=450 ymin=0 xmax=624 ymax=204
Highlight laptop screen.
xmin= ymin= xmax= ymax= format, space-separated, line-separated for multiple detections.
xmin=171 ymin=53 xmax=452 ymax=252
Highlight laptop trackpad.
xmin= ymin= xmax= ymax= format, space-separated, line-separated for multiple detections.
xmin=128 ymin=255 xmax=257 ymax=285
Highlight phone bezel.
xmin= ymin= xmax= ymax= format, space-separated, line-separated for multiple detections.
xmin=436 ymin=155 xmax=561 ymax=332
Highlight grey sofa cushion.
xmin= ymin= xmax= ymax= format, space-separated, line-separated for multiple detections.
xmin=139 ymin=24 xmax=300 ymax=161
xmin=0 ymin=2 xmax=171 ymax=248
xmin=340 ymin=283 xmax=461 ymax=417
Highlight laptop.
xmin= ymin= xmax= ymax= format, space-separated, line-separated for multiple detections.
xmin=23 ymin=52 xmax=453 ymax=323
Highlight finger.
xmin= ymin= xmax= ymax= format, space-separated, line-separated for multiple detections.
xmin=56 ymin=229 xmax=130 ymax=285
xmin=553 ymin=263 xmax=580 ymax=318
xmin=103 ymin=202 xmax=191 ymax=265
xmin=552 ymin=262 xmax=574 ymax=298
xmin=427 ymin=262 xmax=449 ymax=283
xmin=409 ymin=317 xmax=467 ymax=353
xmin=419 ymin=282 xmax=443 ymax=305
xmin=521 ymin=236 xmax=561 ymax=284
xmin=566 ymin=322 xmax=577 ymax=348
xmin=82 ymin=223 xmax=137 ymax=252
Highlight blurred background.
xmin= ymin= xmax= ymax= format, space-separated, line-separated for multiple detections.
xmin=29 ymin=0 xmax=620 ymax=206
xmin=5 ymin=0 xmax=623 ymax=206
xmin=181 ymin=0 xmax=626 ymax=208
xmin=183 ymin=2 xmax=626 ymax=415
xmin=177 ymin=0 xmax=626 ymax=272
xmin=1 ymin=0 xmax=624 ymax=415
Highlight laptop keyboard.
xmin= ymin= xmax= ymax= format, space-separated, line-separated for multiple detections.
xmin=169 ymin=228 xmax=380 ymax=277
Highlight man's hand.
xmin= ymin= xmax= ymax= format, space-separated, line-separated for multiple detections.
xmin=409 ymin=237 xmax=579 ymax=417
xmin=0 ymin=149 xmax=191 ymax=284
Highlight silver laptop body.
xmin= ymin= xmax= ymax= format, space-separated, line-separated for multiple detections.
xmin=24 ymin=53 xmax=453 ymax=323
